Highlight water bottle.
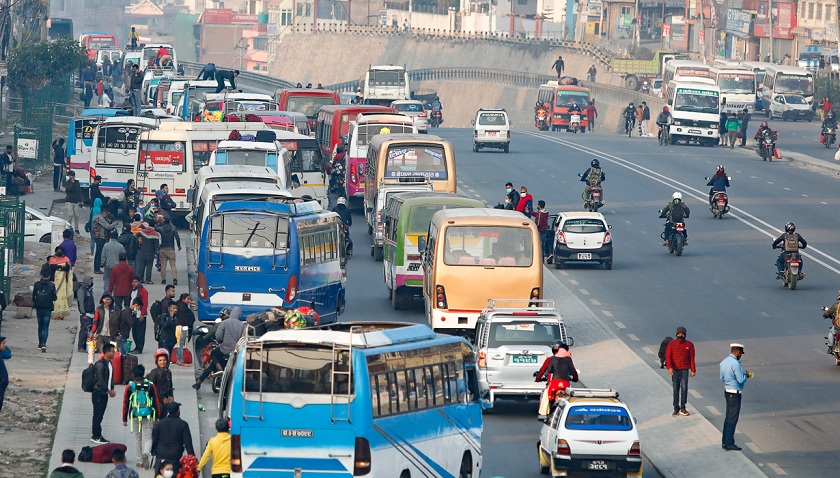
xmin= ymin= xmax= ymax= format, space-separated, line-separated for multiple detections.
xmin=125 ymin=339 xmax=133 ymax=354
xmin=87 ymin=339 xmax=96 ymax=364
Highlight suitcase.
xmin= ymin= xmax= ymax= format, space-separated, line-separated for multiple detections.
xmin=122 ymin=353 xmax=139 ymax=383
xmin=110 ymin=351 xmax=124 ymax=385
xmin=256 ymin=130 xmax=276 ymax=143
xmin=171 ymin=347 xmax=193 ymax=365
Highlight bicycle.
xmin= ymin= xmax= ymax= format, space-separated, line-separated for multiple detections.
xmin=658 ymin=124 xmax=670 ymax=146
xmin=624 ymin=117 xmax=635 ymax=137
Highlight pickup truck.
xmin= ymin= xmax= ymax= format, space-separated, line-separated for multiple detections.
xmin=611 ymin=50 xmax=687 ymax=90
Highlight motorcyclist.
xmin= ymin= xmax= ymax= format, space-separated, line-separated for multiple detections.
xmin=823 ymin=290 xmax=840 ymax=354
xmin=822 ymin=110 xmax=837 ymax=130
xmin=431 ymin=96 xmax=443 ymax=125
xmin=659 ymin=192 xmax=690 ymax=246
xmin=332 ymin=196 xmax=352 ymax=229
xmin=706 ymin=165 xmax=730 ymax=205
xmin=656 ymin=106 xmax=673 ymax=140
xmin=534 ymin=340 xmax=564 ymax=382
xmin=754 ymin=120 xmax=778 ymax=141
xmin=534 ymin=101 xmax=545 ymax=114
xmin=580 ymin=159 xmax=605 ymax=205
xmin=772 ymin=222 xmax=807 ymax=277
xmin=193 ymin=306 xmax=243 ymax=390
xmin=623 ymin=102 xmax=637 ymax=133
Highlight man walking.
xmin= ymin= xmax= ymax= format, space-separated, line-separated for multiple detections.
xmin=129 ymin=277 xmax=149 ymax=354
xmin=109 ymin=252 xmax=135 ymax=309
xmin=738 ymin=109 xmax=750 ymax=147
xmin=151 ymin=402 xmax=195 ymax=473
xmin=665 ymin=326 xmax=695 ymax=417
xmin=93 ymin=208 xmax=118 ymax=275
xmin=49 ymin=449 xmax=84 ymax=478
xmin=128 ymin=64 xmax=144 ymax=115
xmin=135 ymin=224 xmax=160 ymax=285
xmin=214 ymin=69 xmax=239 ymax=93
xmin=75 ymin=275 xmax=95 ymax=353
xmin=122 ymin=364 xmax=160 ymax=470
xmin=640 ymin=102 xmax=651 ymax=137
xmin=101 ymin=230 xmax=125 ymax=292
xmin=53 ymin=138 xmax=66 ymax=192
xmin=64 ymin=171 xmax=83 ymax=234
xmin=33 ymin=268 xmax=58 ymax=353
xmin=92 ymin=342 xmax=117 ymax=444
xmin=585 ymin=100 xmax=598 ymax=133
xmin=720 ymin=343 xmax=752 ymax=451
xmin=118 ymin=223 xmax=139 ymax=268
xmin=551 ymin=55 xmax=565 ymax=77
xmin=155 ymin=216 xmax=181 ymax=285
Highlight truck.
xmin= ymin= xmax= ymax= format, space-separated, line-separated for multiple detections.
xmin=610 ymin=50 xmax=687 ymax=90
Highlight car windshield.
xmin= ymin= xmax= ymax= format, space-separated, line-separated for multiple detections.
xmin=562 ymin=219 xmax=606 ymax=233
xmin=674 ymin=89 xmax=719 ymax=114
xmin=487 ymin=321 xmax=561 ymax=348
xmin=565 ymin=405 xmax=634 ymax=431
xmin=776 ymin=74 xmax=814 ymax=95
xmin=394 ymin=103 xmax=423 ymax=112
xmin=784 ymin=95 xmax=808 ymax=105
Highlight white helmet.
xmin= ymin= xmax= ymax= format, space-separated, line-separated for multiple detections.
xmin=672 ymin=192 xmax=683 ymax=201
xmin=336 ymin=197 xmax=347 ymax=205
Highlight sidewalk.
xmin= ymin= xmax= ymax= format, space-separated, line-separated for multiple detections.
xmin=545 ymin=272 xmax=764 ymax=477
xmin=742 ymin=142 xmax=840 ymax=174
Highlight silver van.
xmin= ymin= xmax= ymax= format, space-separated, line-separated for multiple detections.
xmin=474 ymin=299 xmax=573 ymax=403
xmin=472 ymin=108 xmax=511 ymax=153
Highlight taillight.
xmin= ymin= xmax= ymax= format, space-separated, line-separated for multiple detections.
xmin=231 ymin=434 xmax=242 ymax=472
xmin=478 ymin=349 xmax=486 ymax=368
xmin=435 ymin=285 xmax=448 ymax=309
xmin=507 ymin=131 xmax=511 ymax=139
xmin=350 ymin=164 xmax=357 ymax=184
xmin=629 ymin=441 xmax=641 ymax=456
xmin=556 ymin=438 xmax=571 ymax=455
xmin=556 ymin=231 xmax=566 ymax=244
xmin=353 ymin=437 xmax=371 ymax=475
xmin=603 ymin=231 xmax=612 ymax=244
xmin=89 ymin=167 xmax=96 ymax=182
xmin=286 ymin=274 xmax=297 ymax=303
xmin=419 ymin=111 xmax=427 ymax=117
xmin=407 ymin=254 xmax=421 ymax=261
xmin=376 ymin=210 xmax=382 ymax=226
xmin=197 ymin=272 xmax=208 ymax=300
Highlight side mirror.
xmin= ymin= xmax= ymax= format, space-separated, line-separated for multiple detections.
xmin=480 ymin=390 xmax=493 ymax=409
xmin=470 ymin=119 xmax=475 ymax=126
xmin=379 ymin=208 xmax=387 ymax=223
xmin=186 ymin=188 xmax=194 ymax=203
xmin=418 ymin=236 xmax=426 ymax=253
xmin=566 ymin=336 xmax=575 ymax=347
xmin=291 ymin=174 xmax=301 ymax=188
xmin=607 ymin=224 xmax=612 ymax=230
xmin=577 ymin=173 xmax=583 ymax=178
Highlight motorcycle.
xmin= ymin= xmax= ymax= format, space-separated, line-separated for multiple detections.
xmin=569 ymin=112 xmax=581 ymax=134
xmin=758 ymin=130 xmax=777 ymax=161
xmin=430 ymin=110 xmax=443 ymax=128
xmin=821 ymin=307 xmax=840 ymax=365
xmin=822 ymin=125 xmax=836 ymax=148
xmin=709 ymin=191 xmax=729 ymax=219
xmin=535 ymin=107 xmax=549 ymax=131
xmin=640 ymin=79 xmax=650 ymax=94
xmin=660 ymin=213 xmax=687 ymax=256
xmin=193 ymin=319 xmax=220 ymax=357
xmin=774 ymin=248 xmax=804 ymax=290
xmin=579 ymin=174 xmax=604 ymax=212
xmin=340 ymin=223 xmax=353 ymax=267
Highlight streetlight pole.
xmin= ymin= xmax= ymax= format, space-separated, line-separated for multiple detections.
xmin=634 ymin=0 xmax=640 ymax=47
xmin=768 ymin=0 xmax=774 ymax=63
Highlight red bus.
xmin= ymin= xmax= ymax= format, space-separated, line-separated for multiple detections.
xmin=276 ymin=88 xmax=340 ymax=131
xmin=537 ymin=82 xmax=591 ymax=132
xmin=79 ymin=33 xmax=118 ymax=59
xmin=315 ymin=105 xmax=395 ymax=164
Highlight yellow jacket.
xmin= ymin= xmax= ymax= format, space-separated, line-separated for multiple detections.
xmin=197 ymin=431 xmax=231 ymax=474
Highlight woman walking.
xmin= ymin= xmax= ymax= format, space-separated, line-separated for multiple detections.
xmin=89 ymin=197 xmax=102 ymax=255
xmin=49 ymin=246 xmax=73 ymax=319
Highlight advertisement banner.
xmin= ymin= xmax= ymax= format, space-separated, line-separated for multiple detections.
xmin=16 ymin=139 xmax=37 ymax=159
xmin=662 ymin=23 xmax=671 ymax=39
xmin=726 ymin=9 xmax=752 ymax=35
xmin=754 ymin=1 xmax=795 ymax=38
xmin=142 ymin=150 xmax=184 ymax=172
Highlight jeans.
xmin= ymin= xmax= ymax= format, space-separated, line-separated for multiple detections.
xmin=740 ymin=126 xmax=748 ymax=146
xmin=94 ymin=238 xmax=107 ymax=272
xmin=202 ymin=70 xmax=215 ymax=81
xmin=722 ymin=391 xmax=742 ymax=447
xmin=66 ymin=202 xmax=82 ymax=231
xmin=129 ymin=89 xmax=141 ymax=115
xmin=587 ymin=116 xmax=595 ymax=132
xmin=91 ymin=391 xmax=109 ymax=438
xmin=53 ymin=164 xmax=63 ymax=190
xmin=176 ymin=327 xmax=188 ymax=362
xmin=114 ymin=295 xmax=131 ymax=309
xmin=132 ymin=316 xmax=146 ymax=353
xmin=671 ymin=369 xmax=690 ymax=412
xmin=215 ymin=77 xmax=230 ymax=93
xmin=116 ymin=335 xmax=127 ymax=355
xmin=540 ymin=230 xmax=552 ymax=257
xmin=36 ymin=308 xmax=51 ymax=346
xmin=78 ymin=314 xmax=93 ymax=351
xmin=103 ymin=267 xmax=113 ymax=294
xmin=136 ymin=253 xmax=154 ymax=282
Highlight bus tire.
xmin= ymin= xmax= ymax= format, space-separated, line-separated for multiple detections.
xmin=374 ymin=246 xmax=383 ymax=261
xmin=391 ymin=287 xmax=402 ymax=310
xmin=459 ymin=452 xmax=473 ymax=478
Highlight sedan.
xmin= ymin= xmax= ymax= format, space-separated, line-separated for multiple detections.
xmin=390 ymin=100 xmax=429 ymax=133
xmin=550 ymin=211 xmax=613 ymax=269
xmin=24 ymin=206 xmax=72 ymax=243
xmin=768 ymin=94 xmax=813 ymax=121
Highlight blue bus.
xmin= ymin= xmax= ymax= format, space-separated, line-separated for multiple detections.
xmin=217 ymin=321 xmax=486 ymax=477
xmin=66 ymin=108 xmax=131 ymax=193
xmin=196 ymin=199 xmax=345 ymax=322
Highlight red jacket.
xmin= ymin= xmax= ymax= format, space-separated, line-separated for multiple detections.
xmin=109 ymin=262 xmax=136 ymax=296
xmin=531 ymin=209 xmax=550 ymax=232
xmin=131 ymin=285 xmax=149 ymax=316
xmin=665 ymin=338 xmax=696 ymax=372
xmin=516 ymin=193 xmax=533 ymax=213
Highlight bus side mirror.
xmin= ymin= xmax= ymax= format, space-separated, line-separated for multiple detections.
xmin=418 ymin=236 xmax=426 ymax=253
xmin=186 ymin=188 xmax=194 ymax=203
xmin=379 ymin=208 xmax=387 ymax=223
xmin=291 ymin=174 xmax=301 ymax=188
xmin=668 ymin=98 xmax=673 ymax=105
xmin=480 ymin=390 xmax=493 ymax=409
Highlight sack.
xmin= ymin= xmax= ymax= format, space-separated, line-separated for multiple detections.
xmin=91 ymin=443 xmax=127 ymax=463
xmin=13 ymin=292 xmax=33 ymax=307
xmin=256 ymin=130 xmax=276 ymax=143
xmin=669 ymin=202 xmax=685 ymax=222
xmin=78 ymin=446 xmax=93 ymax=462
xmin=834 ymin=149 xmax=840 ymax=161
xmin=228 ymin=130 xmax=241 ymax=141
xmin=128 ymin=379 xmax=155 ymax=420
xmin=538 ymin=387 xmax=551 ymax=416
xmin=171 ymin=347 xmax=193 ymax=365
xmin=81 ymin=364 xmax=95 ymax=392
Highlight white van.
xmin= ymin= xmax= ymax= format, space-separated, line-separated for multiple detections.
xmin=472 ymin=108 xmax=511 ymax=153
xmin=189 ymin=165 xmax=284 ymax=211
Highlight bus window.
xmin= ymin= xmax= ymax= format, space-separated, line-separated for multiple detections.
xmin=244 ymin=346 xmax=349 ymax=394
xmin=385 ymin=145 xmax=447 ymax=179
xmin=192 ymin=141 xmax=217 ymax=172
xmin=209 ymin=215 xmax=287 ymax=250
xmin=291 ymin=148 xmax=321 ymax=172
xmin=287 ymin=96 xmax=335 ymax=117
xmin=408 ymin=205 xmax=442 ymax=233
xmin=357 ymin=123 xmax=414 ymax=146
xmin=370 ymin=70 xmax=405 ymax=86
xmin=444 ymin=226 xmax=533 ymax=266
xmin=140 ymin=141 xmax=186 ymax=172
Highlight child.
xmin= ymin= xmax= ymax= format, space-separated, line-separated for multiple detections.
xmin=123 ymin=364 xmax=161 ymax=469
xmin=155 ymin=460 xmax=175 ymax=478
xmin=146 ymin=349 xmax=173 ymax=419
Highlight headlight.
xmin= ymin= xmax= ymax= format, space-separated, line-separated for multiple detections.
xmin=673 ymin=120 xmax=681 ymax=126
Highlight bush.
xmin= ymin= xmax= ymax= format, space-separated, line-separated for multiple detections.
xmin=8 ymin=38 xmax=87 ymax=92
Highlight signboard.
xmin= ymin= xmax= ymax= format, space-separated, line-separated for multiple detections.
xmin=726 ymin=9 xmax=752 ymax=35
xmin=202 ymin=8 xmax=258 ymax=24
xmin=699 ymin=29 xmax=705 ymax=45
xmin=672 ymin=23 xmax=686 ymax=42
xmin=97 ymin=126 xmax=140 ymax=150
xmin=662 ymin=23 xmax=671 ymax=39
xmin=677 ymin=88 xmax=720 ymax=96
xmin=587 ymin=1 xmax=601 ymax=19
xmin=16 ymin=138 xmax=37 ymax=159
xmin=754 ymin=1 xmax=795 ymax=38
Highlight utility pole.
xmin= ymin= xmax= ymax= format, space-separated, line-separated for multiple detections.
xmin=768 ymin=0 xmax=774 ymax=62
xmin=698 ymin=0 xmax=705 ymax=63
xmin=634 ymin=0 xmax=640 ymax=47
xmin=40 ymin=0 xmax=48 ymax=41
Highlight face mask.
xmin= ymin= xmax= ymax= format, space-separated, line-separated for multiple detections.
xmin=506 ymin=188 xmax=512 ymax=193
xmin=520 ymin=191 xmax=526 ymax=196
xmin=163 ymin=471 xmax=174 ymax=478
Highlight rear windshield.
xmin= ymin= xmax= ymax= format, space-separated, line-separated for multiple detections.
xmin=394 ymin=103 xmax=423 ymax=112
xmin=478 ymin=113 xmax=507 ymax=126
xmin=561 ymin=219 xmax=606 ymax=233
xmin=407 ymin=205 xmax=444 ymax=234
xmin=245 ymin=346 xmax=352 ymax=394
xmin=488 ymin=321 xmax=561 ymax=348
xmin=444 ymin=226 xmax=533 ymax=267
xmin=223 ymin=150 xmax=273 ymax=167
xmin=208 ymin=214 xmax=288 ymax=250
xmin=385 ymin=145 xmax=447 ymax=180
xmin=565 ymin=405 xmax=633 ymax=431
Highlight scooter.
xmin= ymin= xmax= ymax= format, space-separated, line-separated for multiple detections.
xmin=709 ymin=191 xmax=729 ymax=219
xmin=640 ymin=79 xmax=650 ymax=94
xmin=430 ymin=110 xmax=442 ymax=128
xmin=821 ymin=306 xmax=840 ymax=365
xmin=535 ymin=107 xmax=548 ymax=131
xmin=329 ymin=161 xmax=346 ymax=196
xmin=822 ymin=125 xmax=836 ymax=148
xmin=774 ymin=248 xmax=804 ymax=290
xmin=569 ymin=112 xmax=581 ymax=134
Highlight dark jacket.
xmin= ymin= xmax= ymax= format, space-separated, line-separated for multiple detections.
xmin=175 ymin=301 xmax=194 ymax=328
xmin=706 ymin=173 xmax=730 ymax=192
xmin=547 ymin=355 xmax=579 ymax=382
xmin=642 ymin=105 xmax=651 ymax=120
xmin=49 ymin=465 xmax=84 ymax=478
xmin=117 ymin=308 xmax=135 ymax=340
xmin=157 ymin=312 xmax=178 ymax=351
xmin=623 ymin=105 xmax=636 ymax=118
xmin=33 ymin=279 xmax=57 ymax=311
xmin=151 ymin=415 xmax=195 ymax=459
xmin=90 ymin=183 xmax=105 ymax=204
xmin=65 ymin=179 xmax=83 ymax=204
xmin=332 ymin=204 xmax=352 ymax=227
xmin=158 ymin=193 xmax=177 ymax=213
xmin=59 ymin=239 xmax=77 ymax=267
xmin=76 ymin=282 xmax=95 ymax=316
xmin=660 ymin=201 xmax=690 ymax=223
xmin=147 ymin=363 xmax=173 ymax=399
xmin=93 ymin=303 xmax=121 ymax=337
xmin=136 ymin=228 xmax=160 ymax=257
xmin=0 ymin=346 xmax=11 ymax=392
xmin=118 ymin=230 xmax=139 ymax=261
xmin=129 ymin=70 xmax=143 ymax=90
xmin=216 ymin=70 xmax=237 ymax=89
xmin=92 ymin=356 xmax=114 ymax=394
xmin=505 ymin=188 xmax=519 ymax=208
xmin=773 ymin=232 xmax=807 ymax=252
xmin=155 ymin=223 xmax=181 ymax=249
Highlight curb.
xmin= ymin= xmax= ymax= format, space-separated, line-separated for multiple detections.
xmin=742 ymin=144 xmax=840 ymax=174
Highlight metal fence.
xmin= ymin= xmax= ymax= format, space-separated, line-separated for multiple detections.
xmin=0 ymin=195 xmax=26 ymax=298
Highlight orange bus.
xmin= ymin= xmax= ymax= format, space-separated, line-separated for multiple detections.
xmin=315 ymin=104 xmax=395 ymax=164
xmin=275 ymin=88 xmax=340 ymax=131
xmin=537 ymin=82 xmax=591 ymax=132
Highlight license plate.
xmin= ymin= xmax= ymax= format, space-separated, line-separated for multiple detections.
xmin=593 ymin=193 xmax=601 ymax=198
xmin=488 ymin=131 xmax=498 ymax=136
xmin=577 ymin=253 xmax=592 ymax=260
xmin=688 ymin=128 xmax=701 ymax=134
xmin=790 ymin=262 xmax=800 ymax=266
xmin=717 ymin=200 xmax=726 ymax=206
xmin=588 ymin=460 xmax=609 ymax=471
xmin=512 ymin=355 xmax=538 ymax=364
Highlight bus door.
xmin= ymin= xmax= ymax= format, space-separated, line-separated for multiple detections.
xmin=281 ymin=140 xmax=327 ymax=208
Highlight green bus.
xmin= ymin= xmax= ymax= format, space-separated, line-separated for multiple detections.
xmin=382 ymin=191 xmax=484 ymax=309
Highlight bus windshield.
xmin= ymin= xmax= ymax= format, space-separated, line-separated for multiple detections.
xmin=555 ymin=92 xmax=590 ymax=107
xmin=717 ymin=74 xmax=755 ymax=94
xmin=674 ymin=89 xmax=719 ymax=114
xmin=357 ymin=123 xmax=415 ymax=146
xmin=776 ymin=74 xmax=814 ymax=95
xmin=370 ymin=70 xmax=405 ymax=86
xmin=244 ymin=346 xmax=352 ymax=394
xmin=444 ymin=226 xmax=533 ymax=266
xmin=208 ymin=214 xmax=288 ymax=250
xmin=385 ymin=145 xmax=447 ymax=179
xmin=286 ymin=96 xmax=335 ymax=117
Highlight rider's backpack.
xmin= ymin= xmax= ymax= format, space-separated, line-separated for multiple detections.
xmin=586 ymin=167 xmax=602 ymax=185
xmin=669 ymin=202 xmax=685 ymax=222
xmin=128 ymin=379 xmax=155 ymax=429
xmin=783 ymin=233 xmax=799 ymax=252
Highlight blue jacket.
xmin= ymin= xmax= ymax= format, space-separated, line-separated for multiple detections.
xmin=719 ymin=354 xmax=748 ymax=391
xmin=1 ymin=346 xmax=12 ymax=391
xmin=706 ymin=173 xmax=730 ymax=192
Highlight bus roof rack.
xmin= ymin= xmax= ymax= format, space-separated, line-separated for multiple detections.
xmin=484 ymin=298 xmax=556 ymax=311
xmin=254 ymin=321 xmax=439 ymax=349
xmin=569 ymin=389 xmax=619 ymax=399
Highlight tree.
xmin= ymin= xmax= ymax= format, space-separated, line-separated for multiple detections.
xmin=8 ymin=37 xmax=87 ymax=92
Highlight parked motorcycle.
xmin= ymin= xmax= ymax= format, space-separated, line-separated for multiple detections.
xmin=821 ymin=306 xmax=840 ymax=365
xmin=535 ymin=107 xmax=549 ymax=131
xmin=758 ymin=130 xmax=777 ymax=161
xmin=430 ymin=110 xmax=443 ymax=128
xmin=822 ymin=125 xmax=836 ymax=148
xmin=193 ymin=319 xmax=220 ymax=356
xmin=774 ymin=248 xmax=804 ymax=290
xmin=569 ymin=112 xmax=581 ymax=134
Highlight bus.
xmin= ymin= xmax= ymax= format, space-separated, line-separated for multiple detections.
xmin=218 ymin=321 xmax=485 ymax=478
xmin=275 ymin=88 xmax=340 ymax=130
xmin=710 ymin=66 xmax=757 ymax=114
xmin=315 ymin=105 xmax=395 ymax=165
xmin=383 ymin=192 xmax=484 ymax=310
xmin=359 ymin=65 xmax=411 ymax=106
xmin=90 ymin=116 xmax=160 ymax=199
xmin=797 ymin=45 xmax=829 ymax=71
xmin=665 ymin=81 xmax=721 ymax=146
xmin=165 ymin=79 xmax=217 ymax=116
xmin=662 ymin=60 xmax=714 ymax=99
xmin=346 ymin=113 xmax=417 ymax=201
xmin=421 ymin=208 xmax=543 ymax=336
xmin=135 ymin=122 xmax=268 ymax=214
xmin=197 ymin=200 xmax=345 ymax=321
xmin=760 ymin=65 xmax=815 ymax=110
xmin=67 ymin=108 xmax=131 ymax=195
xmin=79 ymin=32 xmax=117 ymax=59
xmin=257 ymin=111 xmax=310 ymax=135
xmin=536 ymin=82 xmax=591 ymax=132
xmin=200 ymin=92 xmax=277 ymax=117
xmin=190 ymin=165 xmax=283 ymax=212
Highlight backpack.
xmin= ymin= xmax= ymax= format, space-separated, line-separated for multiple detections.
xmin=586 ymin=167 xmax=602 ymax=185
xmin=78 ymin=446 xmax=93 ymax=462
xmin=128 ymin=380 xmax=155 ymax=429
xmin=81 ymin=364 xmax=95 ymax=392
xmin=669 ymin=202 xmax=685 ymax=222
xmin=149 ymin=300 xmax=162 ymax=323
xmin=783 ymin=233 xmax=799 ymax=252
xmin=33 ymin=281 xmax=53 ymax=308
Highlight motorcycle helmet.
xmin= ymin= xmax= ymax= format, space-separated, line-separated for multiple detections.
xmin=337 ymin=197 xmax=347 ymax=206
xmin=551 ymin=340 xmax=568 ymax=351
xmin=716 ymin=165 xmax=725 ymax=173
xmin=672 ymin=192 xmax=683 ymax=201
xmin=591 ymin=159 xmax=600 ymax=168
xmin=219 ymin=307 xmax=231 ymax=320
xmin=785 ymin=222 xmax=796 ymax=233
xmin=663 ymin=106 xmax=669 ymax=112
xmin=154 ymin=348 xmax=170 ymax=363
xmin=829 ymin=111 xmax=836 ymax=120
xmin=761 ymin=120 xmax=768 ymax=128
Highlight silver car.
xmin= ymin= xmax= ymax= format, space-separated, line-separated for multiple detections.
xmin=391 ymin=100 xmax=429 ymax=133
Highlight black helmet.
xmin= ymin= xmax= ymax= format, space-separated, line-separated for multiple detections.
xmin=715 ymin=165 xmax=725 ymax=173
xmin=551 ymin=340 xmax=568 ymax=351
xmin=220 ymin=307 xmax=231 ymax=319
xmin=785 ymin=222 xmax=796 ymax=233
xmin=591 ymin=159 xmax=600 ymax=168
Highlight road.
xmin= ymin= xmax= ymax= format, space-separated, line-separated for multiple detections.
xmin=753 ymin=109 xmax=837 ymax=162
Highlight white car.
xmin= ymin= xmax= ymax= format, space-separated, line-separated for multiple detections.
xmin=24 ymin=207 xmax=72 ymax=243
xmin=537 ymin=389 xmax=642 ymax=478
xmin=391 ymin=100 xmax=429 ymax=133
xmin=550 ymin=212 xmax=613 ymax=270
xmin=472 ymin=108 xmax=511 ymax=153
xmin=651 ymin=78 xmax=663 ymax=97
xmin=768 ymin=94 xmax=814 ymax=122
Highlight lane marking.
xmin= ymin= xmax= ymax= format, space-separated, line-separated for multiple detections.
xmin=767 ymin=463 xmax=788 ymax=475
xmin=568 ymin=279 xmax=579 ymax=286
xmin=602 ymin=310 xmax=613 ymax=317
xmin=750 ymin=175 xmax=757 ymax=178
xmin=641 ymin=345 xmax=655 ymax=355
xmin=689 ymin=389 xmax=702 ymax=399
xmin=767 ymin=181 xmax=774 ymax=184
xmin=706 ymin=405 xmax=722 ymax=416
xmin=589 ymin=299 xmax=601 ymax=306
xmin=559 ymin=270 xmax=569 ymax=276
xmin=614 ymin=321 xmax=626 ymax=329
xmin=627 ymin=333 xmax=639 ymax=341
xmin=737 ymin=295 xmax=745 ymax=300
xmin=745 ymin=442 xmax=763 ymax=454
xmin=802 ymin=194 xmax=809 ymax=197
xmin=578 ymin=289 xmax=590 ymax=296
xmin=822 ymin=201 xmax=828 ymax=205
xmin=783 ymin=187 xmax=791 ymax=191
xmin=761 ymin=312 xmax=769 ymax=317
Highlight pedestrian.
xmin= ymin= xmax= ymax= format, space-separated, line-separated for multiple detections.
xmin=587 ymin=64 xmax=597 ymax=82
xmin=129 ymin=277 xmax=149 ymax=354
xmin=88 ymin=197 xmax=102 ymax=256
xmin=105 ymin=447 xmax=140 ymax=478
xmin=641 ymin=101 xmax=650 ymax=137
xmin=93 ymin=207 xmax=118 ymax=275
xmin=157 ymin=185 xmax=177 ymax=217
xmin=90 ymin=175 xmax=105 ymax=205
xmin=531 ymin=200 xmax=551 ymax=258
xmin=129 ymin=64 xmax=144 ymax=115
xmin=116 ymin=297 xmax=140 ymax=354
xmin=585 ymin=100 xmax=598 ymax=133
xmin=123 ymin=364 xmax=161 ymax=470
xmin=151 ymin=401 xmax=195 ymax=474
xmin=821 ymin=97 xmax=832 ymax=122
xmin=52 ymin=138 xmax=66 ymax=192
xmin=102 ymin=55 xmax=112 ymax=77
xmin=161 ymin=284 xmax=177 ymax=312
xmin=33 ymin=267 xmax=58 ymax=353
xmin=59 ymin=229 xmax=78 ymax=268
xmin=636 ymin=104 xmax=645 ymax=137
xmin=128 ymin=26 xmax=139 ymax=51
xmin=657 ymin=336 xmax=672 ymax=369
xmin=157 ymin=302 xmax=178 ymax=355
xmin=819 ymin=55 xmax=826 ymax=70
xmin=0 ymin=145 xmax=14 ymax=192
xmin=76 ymin=275 xmax=95 ymax=352
xmin=110 ymin=252 xmax=135 ymax=308
xmin=91 ymin=342 xmax=117 ymax=444
xmin=725 ymin=114 xmax=741 ymax=148
xmin=154 ymin=460 xmax=175 ymax=478
xmin=49 ymin=246 xmax=74 ymax=320
xmin=505 ymin=182 xmax=519 ymax=209
xmin=515 ymin=186 xmax=534 ymax=216
xmin=119 ymin=223 xmax=139 ymax=268
xmin=0 ymin=336 xmax=10 ymax=414
xmin=665 ymin=326 xmax=695 ymax=417
xmin=123 ymin=179 xmax=140 ymax=216
xmin=147 ymin=349 xmax=174 ymax=419
xmin=96 ymin=79 xmax=104 ymax=107
xmin=551 ymin=55 xmax=565 ymax=77
xmin=155 ymin=215 xmax=181 ymax=285
xmin=102 ymin=230 xmax=124 ymax=290
xmin=738 ymin=109 xmax=750 ymax=147
xmin=718 ymin=112 xmax=728 ymax=145
xmin=64 ymin=171 xmax=83 ymax=234
xmin=197 ymin=418 xmax=232 ymax=477
xmin=214 ymin=69 xmax=239 ymax=93
xmin=174 ymin=294 xmax=194 ymax=365
xmin=92 ymin=292 xmax=119 ymax=352
xmin=83 ymin=81 xmax=93 ymax=108
xmin=196 ymin=63 xmax=216 ymax=81
xmin=719 ymin=343 xmax=753 ymax=451
xmin=135 ymin=224 xmax=160 ymax=284
xmin=49 ymin=449 xmax=84 ymax=478
xmin=0 ymin=289 xmax=5 ymax=328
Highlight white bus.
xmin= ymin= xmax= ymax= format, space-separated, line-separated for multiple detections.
xmin=170 ymin=80 xmax=221 ymax=119
xmin=274 ymin=130 xmax=328 ymax=208
xmin=760 ymin=65 xmax=815 ymax=111
xmin=90 ymin=117 xmax=160 ymax=200
xmin=663 ymin=60 xmax=715 ymax=100
xmin=665 ymin=81 xmax=721 ymax=147
xmin=360 ymin=65 xmax=411 ymax=106
xmin=710 ymin=66 xmax=757 ymax=114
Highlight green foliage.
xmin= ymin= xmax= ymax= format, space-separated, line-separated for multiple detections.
xmin=8 ymin=38 xmax=87 ymax=92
